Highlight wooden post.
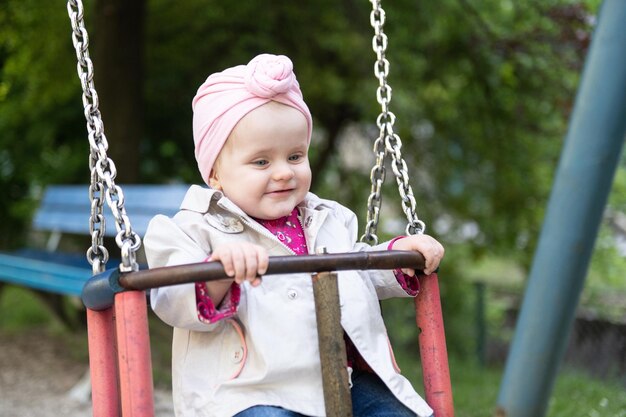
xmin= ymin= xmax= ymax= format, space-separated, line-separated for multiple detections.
xmin=312 ymin=270 xmax=352 ymax=417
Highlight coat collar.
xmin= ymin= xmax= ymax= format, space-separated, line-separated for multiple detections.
xmin=179 ymin=185 xmax=333 ymax=218
xmin=179 ymin=185 xmax=334 ymax=251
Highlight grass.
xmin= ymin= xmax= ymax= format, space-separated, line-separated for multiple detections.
xmin=0 ymin=285 xmax=58 ymax=331
xmin=1 ymin=285 xmax=624 ymax=416
xmin=394 ymin=349 xmax=626 ymax=417
xmin=550 ymin=368 xmax=626 ymax=417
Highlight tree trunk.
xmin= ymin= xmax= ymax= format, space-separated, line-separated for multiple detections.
xmin=94 ymin=0 xmax=145 ymax=183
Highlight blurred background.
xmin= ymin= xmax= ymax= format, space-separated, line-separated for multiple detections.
xmin=0 ymin=0 xmax=624 ymax=416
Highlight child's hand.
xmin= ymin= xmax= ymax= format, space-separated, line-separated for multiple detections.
xmin=208 ymin=242 xmax=269 ymax=287
xmin=389 ymin=235 xmax=445 ymax=276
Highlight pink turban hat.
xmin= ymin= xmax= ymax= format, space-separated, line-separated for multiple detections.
xmin=192 ymin=54 xmax=313 ymax=184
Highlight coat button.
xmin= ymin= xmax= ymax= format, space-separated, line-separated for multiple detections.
xmin=231 ymin=347 xmax=244 ymax=364
xmin=208 ymin=213 xmax=244 ymax=233
xmin=222 ymin=218 xmax=243 ymax=232
xmin=287 ymin=289 xmax=298 ymax=300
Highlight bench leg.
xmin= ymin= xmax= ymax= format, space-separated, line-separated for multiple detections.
xmin=87 ymin=307 xmax=120 ymax=417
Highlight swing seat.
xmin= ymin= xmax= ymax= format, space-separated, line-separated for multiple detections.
xmin=0 ymin=184 xmax=190 ymax=296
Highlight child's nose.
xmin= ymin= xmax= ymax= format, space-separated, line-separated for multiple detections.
xmin=272 ymin=163 xmax=295 ymax=181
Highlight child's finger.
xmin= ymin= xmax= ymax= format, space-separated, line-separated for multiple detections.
xmin=243 ymin=246 xmax=259 ymax=281
xmin=221 ymin=248 xmax=243 ymax=283
xmin=423 ymin=254 xmax=431 ymax=274
xmin=424 ymin=251 xmax=442 ymax=275
xmin=212 ymin=250 xmax=235 ymax=278
xmin=257 ymin=249 xmax=269 ymax=276
xmin=239 ymin=250 xmax=254 ymax=283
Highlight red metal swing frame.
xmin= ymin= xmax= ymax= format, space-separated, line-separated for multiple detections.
xmin=83 ymin=253 xmax=454 ymax=417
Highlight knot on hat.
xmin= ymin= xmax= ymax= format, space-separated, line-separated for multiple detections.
xmin=244 ymin=54 xmax=296 ymax=98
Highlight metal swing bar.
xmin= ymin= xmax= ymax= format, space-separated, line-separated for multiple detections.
xmin=84 ymin=251 xmax=425 ymax=305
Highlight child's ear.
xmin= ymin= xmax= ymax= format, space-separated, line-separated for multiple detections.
xmin=208 ymin=169 xmax=222 ymax=190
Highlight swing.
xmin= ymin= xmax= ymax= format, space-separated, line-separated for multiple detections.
xmin=66 ymin=0 xmax=454 ymax=416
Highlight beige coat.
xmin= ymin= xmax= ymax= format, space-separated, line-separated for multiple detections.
xmin=144 ymin=185 xmax=433 ymax=417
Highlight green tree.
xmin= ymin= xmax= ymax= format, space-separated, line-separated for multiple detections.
xmin=0 ymin=1 xmax=84 ymax=248
xmin=93 ymin=0 xmax=146 ymax=183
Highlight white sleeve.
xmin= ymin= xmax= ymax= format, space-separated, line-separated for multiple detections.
xmin=144 ymin=214 xmax=222 ymax=331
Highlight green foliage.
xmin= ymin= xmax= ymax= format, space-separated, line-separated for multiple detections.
xmin=583 ymin=151 xmax=626 ymax=319
xmin=141 ymin=0 xmax=376 ymax=184
xmin=0 ymin=1 xmax=86 ymax=248
xmin=0 ymin=0 xmax=603 ymax=255
xmin=399 ymin=1 xmax=590 ymax=258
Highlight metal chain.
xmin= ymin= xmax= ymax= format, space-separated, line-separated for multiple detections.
xmin=67 ymin=0 xmax=141 ymax=273
xmin=361 ymin=0 xmax=425 ymax=245
xmin=361 ymin=132 xmax=387 ymax=245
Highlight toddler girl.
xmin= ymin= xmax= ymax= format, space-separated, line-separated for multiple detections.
xmin=145 ymin=53 xmax=443 ymax=417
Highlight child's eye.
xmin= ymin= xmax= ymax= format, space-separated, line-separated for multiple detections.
xmin=253 ymin=160 xmax=269 ymax=166
xmin=288 ymin=154 xmax=301 ymax=161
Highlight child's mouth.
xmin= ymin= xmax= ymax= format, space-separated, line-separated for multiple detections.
xmin=268 ymin=189 xmax=293 ymax=195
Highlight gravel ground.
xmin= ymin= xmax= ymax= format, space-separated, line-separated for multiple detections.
xmin=0 ymin=329 xmax=174 ymax=417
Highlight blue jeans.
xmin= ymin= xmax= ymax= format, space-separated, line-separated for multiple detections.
xmin=234 ymin=371 xmax=431 ymax=417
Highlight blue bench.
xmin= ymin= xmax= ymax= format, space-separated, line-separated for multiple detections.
xmin=0 ymin=184 xmax=190 ymax=298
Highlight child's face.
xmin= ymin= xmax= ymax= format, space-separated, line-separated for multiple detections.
xmin=209 ymin=102 xmax=312 ymax=220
